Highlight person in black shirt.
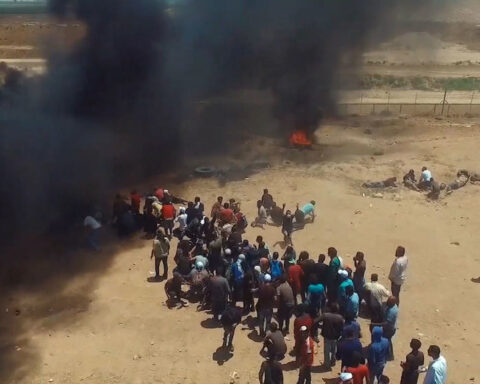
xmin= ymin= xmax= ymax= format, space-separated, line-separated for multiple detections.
xmin=281 ymin=210 xmax=294 ymax=246
xmin=269 ymin=202 xmax=285 ymax=226
xmin=221 ymin=305 xmax=243 ymax=352
xmin=400 ymin=339 xmax=424 ymax=384
xmin=259 ymin=356 xmax=284 ymax=384
xmin=315 ymin=254 xmax=329 ymax=287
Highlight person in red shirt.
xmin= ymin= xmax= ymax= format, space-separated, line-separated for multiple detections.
xmin=154 ymin=187 xmax=164 ymax=202
xmin=298 ymin=325 xmax=314 ymax=384
xmin=345 ymin=351 xmax=370 ymax=384
xmin=293 ymin=304 xmax=313 ymax=357
xmin=161 ymin=201 xmax=176 ymax=238
xmin=288 ymin=263 xmax=304 ymax=305
xmin=130 ymin=190 xmax=141 ymax=215
xmin=219 ymin=203 xmax=236 ymax=226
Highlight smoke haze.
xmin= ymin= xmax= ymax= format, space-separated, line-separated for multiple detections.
xmin=0 ymin=0 xmax=440 ymax=250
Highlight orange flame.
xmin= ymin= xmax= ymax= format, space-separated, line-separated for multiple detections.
xmin=289 ymin=130 xmax=312 ymax=147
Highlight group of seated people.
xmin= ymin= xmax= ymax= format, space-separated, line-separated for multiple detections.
xmin=363 ymin=166 xmax=480 ymax=200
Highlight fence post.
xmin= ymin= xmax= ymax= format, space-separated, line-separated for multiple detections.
xmin=441 ymin=89 xmax=447 ymax=115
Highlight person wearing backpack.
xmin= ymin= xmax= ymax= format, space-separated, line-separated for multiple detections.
xmin=270 ymin=252 xmax=284 ymax=281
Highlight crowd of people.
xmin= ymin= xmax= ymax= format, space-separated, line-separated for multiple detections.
xmin=363 ymin=165 xmax=480 ymax=200
xmin=86 ymin=186 xmax=448 ymax=384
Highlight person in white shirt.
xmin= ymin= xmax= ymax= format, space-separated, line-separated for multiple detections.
xmin=83 ymin=215 xmax=102 ymax=250
xmin=252 ymin=200 xmax=268 ymax=229
xmin=418 ymin=166 xmax=433 ymax=190
xmin=423 ymin=345 xmax=447 ymax=384
xmin=364 ymin=274 xmax=390 ymax=323
xmin=388 ymin=246 xmax=408 ymax=306
xmin=173 ymin=207 xmax=188 ymax=239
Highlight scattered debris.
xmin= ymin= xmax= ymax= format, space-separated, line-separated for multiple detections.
xmin=133 ymin=354 xmax=142 ymax=360
xmin=354 ymin=210 xmax=362 ymax=214
xmin=373 ymin=150 xmax=384 ymax=156
xmin=450 ymin=241 xmax=460 ymax=246
xmin=372 ymin=193 xmax=384 ymax=199
xmin=363 ymin=128 xmax=372 ymax=135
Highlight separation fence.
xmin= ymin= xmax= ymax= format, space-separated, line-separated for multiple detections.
xmin=337 ymin=90 xmax=480 ymax=116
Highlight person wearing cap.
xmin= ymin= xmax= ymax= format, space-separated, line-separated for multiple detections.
xmin=339 ymin=372 xmax=354 ymax=384
xmin=220 ymin=305 xmax=243 ymax=352
xmin=151 ymin=227 xmax=170 ymax=280
xmin=256 ymin=274 xmax=276 ymax=337
xmin=400 ymin=339 xmax=424 ymax=384
xmin=297 ymin=325 xmax=315 ymax=384
xmin=338 ymin=269 xmax=354 ymax=310
xmin=293 ymin=304 xmax=313 ymax=357
xmin=422 ymin=345 xmax=447 ymax=384
xmin=188 ymin=261 xmax=209 ymax=299
xmin=367 ymin=326 xmax=389 ymax=384
xmin=345 ymin=351 xmax=370 ymax=384
xmin=388 ymin=246 xmax=408 ymax=306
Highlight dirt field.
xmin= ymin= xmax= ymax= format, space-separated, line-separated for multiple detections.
xmin=1 ymin=114 xmax=479 ymax=384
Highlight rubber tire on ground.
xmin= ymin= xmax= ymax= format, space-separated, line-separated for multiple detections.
xmin=194 ymin=166 xmax=216 ymax=177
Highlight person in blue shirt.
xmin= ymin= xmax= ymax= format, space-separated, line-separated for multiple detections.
xmin=368 ymin=326 xmax=390 ymax=384
xmin=293 ymin=201 xmax=316 ymax=230
xmin=342 ymin=315 xmax=362 ymax=340
xmin=345 ymin=285 xmax=360 ymax=320
xmin=383 ymin=296 xmax=399 ymax=361
xmin=338 ymin=270 xmax=354 ymax=310
xmin=336 ymin=327 xmax=363 ymax=369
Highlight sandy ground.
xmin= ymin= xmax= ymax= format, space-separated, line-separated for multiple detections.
xmin=2 ymin=115 xmax=480 ymax=384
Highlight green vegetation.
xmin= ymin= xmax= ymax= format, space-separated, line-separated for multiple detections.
xmin=359 ymin=74 xmax=480 ymax=91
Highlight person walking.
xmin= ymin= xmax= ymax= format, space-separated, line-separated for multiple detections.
xmin=221 ymin=305 xmax=243 ymax=352
xmin=388 ymin=246 xmax=408 ymax=305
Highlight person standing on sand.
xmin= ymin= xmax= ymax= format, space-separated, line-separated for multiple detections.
xmin=327 ymin=247 xmax=341 ymax=301
xmin=211 ymin=196 xmax=223 ymax=219
xmin=345 ymin=351 xmax=370 ymax=384
xmin=388 ymin=246 xmax=408 ymax=305
xmin=422 ymin=345 xmax=447 ymax=384
xmin=367 ymin=326 xmax=389 ymax=384
xmin=261 ymin=189 xmax=274 ymax=213
xmin=151 ymin=228 xmax=170 ymax=280
xmin=277 ymin=275 xmax=295 ymax=334
xmin=353 ymin=252 xmax=367 ymax=298
xmin=364 ymin=274 xmax=390 ymax=323
xmin=256 ymin=274 xmax=276 ymax=337
xmin=320 ymin=302 xmax=345 ymax=370
xmin=221 ymin=305 xmax=243 ymax=352
xmin=297 ymin=325 xmax=314 ymax=384
xmin=282 ymin=209 xmax=294 ymax=245
xmin=400 ymin=339 xmax=424 ymax=384
xmin=208 ymin=267 xmax=231 ymax=321
xmin=259 ymin=355 xmax=284 ymax=384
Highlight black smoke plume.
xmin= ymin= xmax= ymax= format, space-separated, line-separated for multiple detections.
xmin=0 ymin=0 xmax=439 ymax=252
